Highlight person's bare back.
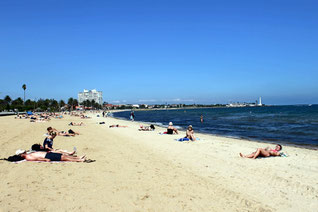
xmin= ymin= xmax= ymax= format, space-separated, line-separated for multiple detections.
xmin=24 ymin=152 xmax=49 ymax=161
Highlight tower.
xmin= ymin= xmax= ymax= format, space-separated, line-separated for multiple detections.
xmin=258 ymin=97 xmax=262 ymax=106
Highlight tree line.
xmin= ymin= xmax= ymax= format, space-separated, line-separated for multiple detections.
xmin=0 ymin=95 xmax=102 ymax=112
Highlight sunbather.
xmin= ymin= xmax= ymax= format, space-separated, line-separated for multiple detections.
xmin=47 ymin=127 xmax=79 ymax=136
xmin=14 ymin=149 xmax=88 ymax=162
xmin=109 ymin=124 xmax=128 ymax=128
xmin=31 ymin=144 xmax=76 ymax=156
xmin=139 ymin=124 xmax=155 ymax=131
xmin=239 ymin=144 xmax=282 ymax=159
xmin=167 ymin=122 xmax=178 ymax=134
xmin=69 ymin=122 xmax=84 ymax=126
xmin=185 ymin=125 xmax=196 ymax=141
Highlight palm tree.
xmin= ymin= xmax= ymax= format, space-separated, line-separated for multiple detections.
xmin=22 ymin=84 xmax=26 ymax=104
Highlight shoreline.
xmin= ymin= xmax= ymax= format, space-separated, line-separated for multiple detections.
xmin=110 ymin=112 xmax=318 ymax=151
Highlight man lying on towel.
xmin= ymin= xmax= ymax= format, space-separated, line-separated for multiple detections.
xmin=15 ymin=149 xmax=91 ymax=162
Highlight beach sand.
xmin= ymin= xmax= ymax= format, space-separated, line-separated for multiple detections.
xmin=0 ymin=113 xmax=317 ymax=211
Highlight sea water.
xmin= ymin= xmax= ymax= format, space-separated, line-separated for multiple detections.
xmin=112 ymin=105 xmax=318 ymax=148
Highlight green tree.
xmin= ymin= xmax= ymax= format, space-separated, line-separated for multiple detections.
xmin=22 ymin=84 xmax=26 ymax=104
xmin=25 ymin=99 xmax=33 ymax=106
xmin=73 ymin=99 xmax=78 ymax=107
xmin=0 ymin=99 xmax=6 ymax=111
xmin=12 ymin=97 xmax=24 ymax=106
xmin=68 ymin=98 xmax=74 ymax=111
xmin=50 ymin=99 xmax=59 ymax=111
xmin=4 ymin=95 xmax=12 ymax=105
xmin=59 ymin=100 xmax=65 ymax=108
xmin=91 ymin=100 xmax=96 ymax=109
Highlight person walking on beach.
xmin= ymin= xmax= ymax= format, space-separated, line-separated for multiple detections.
xmin=130 ymin=111 xmax=135 ymax=121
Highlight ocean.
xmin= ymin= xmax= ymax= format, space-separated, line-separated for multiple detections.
xmin=112 ymin=105 xmax=318 ymax=148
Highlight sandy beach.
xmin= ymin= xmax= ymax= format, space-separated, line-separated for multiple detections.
xmin=0 ymin=113 xmax=317 ymax=212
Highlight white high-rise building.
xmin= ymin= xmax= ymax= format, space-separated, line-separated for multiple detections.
xmin=78 ymin=89 xmax=103 ymax=105
xmin=258 ymin=97 xmax=262 ymax=106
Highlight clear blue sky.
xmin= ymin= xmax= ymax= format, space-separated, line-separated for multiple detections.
xmin=0 ymin=0 xmax=317 ymax=105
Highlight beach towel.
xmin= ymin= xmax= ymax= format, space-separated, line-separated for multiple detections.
xmin=280 ymin=152 xmax=289 ymax=157
xmin=175 ymin=138 xmax=201 ymax=142
xmin=176 ymin=138 xmax=190 ymax=142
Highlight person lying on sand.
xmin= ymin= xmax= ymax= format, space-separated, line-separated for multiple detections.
xmin=69 ymin=122 xmax=84 ymax=126
xmin=139 ymin=124 xmax=155 ymax=131
xmin=31 ymin=144 xmax=76 ymax=156
xmin=239 ymin=144 xmax=282 ymax=159
xmin=185 ymin=125 xmax=196 ymax=141
xmin=80 ymin=115 xmax=91 ymax=119
xmin=47 ymin=127 xmax=80 ymax=136
xmin=67 ymin=129 xmax=80 ymax=136
xmin=13 ymin=149 xmax=93 ymax=162
xmin=167 ymin=122 xmax=178 ymax=134
xmin=109 ymin=124 xmax=128 ymax=128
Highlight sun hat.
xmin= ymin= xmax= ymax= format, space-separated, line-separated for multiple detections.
xmin=15 ymin=149 xmax=26 ymax=155
xmin=169 ymin=122 xmax=173 ymax=126
xmin=188 ymin=125 xmax=193 ymax=128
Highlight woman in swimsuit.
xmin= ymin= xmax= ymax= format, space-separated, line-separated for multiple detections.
xmin=240 ymin=144 xmax=282 ymax=159
xmin=167 ymin=122 xmax=178 ymax=134
xmin=185 ymin=125 xmax=196 ymax=141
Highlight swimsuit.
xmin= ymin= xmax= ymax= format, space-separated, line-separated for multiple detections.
xmin=45 ymin=152 xmax=62 ymax=161
xmin=167 ymin=129 xmax=174 ymax=134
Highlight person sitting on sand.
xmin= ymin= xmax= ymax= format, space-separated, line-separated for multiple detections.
xmin=109 ymin=124 xmax=128 ymax=128
xmin=13 ymin=149 xmax=92 ymax=162
xmin=43 ymin=132 xmax=57 ymax=151
xmin=139 ymin=124 xmax=155 ymax=131
xmin=239 ymin=144 xmax=282 ymax=159
xmin=167 ymin=122 xmax=178 ymax=134
xmin=69 ymin=122 xmax=84 ymax=126
xmin=31 ymin=144 xmax=76 ymax=156
xmin=185 ymin=125 xmax=196 ymax=141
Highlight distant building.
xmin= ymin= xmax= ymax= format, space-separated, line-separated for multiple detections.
xmin=78 ymin=89 xmax=103 ymax=105
xmin=258 ymin=97 xmax=263 ymax=106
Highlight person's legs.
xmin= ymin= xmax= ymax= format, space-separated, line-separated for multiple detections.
xmin=250 ymin=148 xmax=270 ymax=159
xmin=258 ymin=149 xmax=270 ymax=158
xmin=240 ymin=152 xmax=256 ymax=158
xmin=240 ymin=148 xmax=269 ymax=159
xmin=191 ymin=134 xmax=196 ymax=141
xmin=61 ymin=155 xmax=85 ymax=162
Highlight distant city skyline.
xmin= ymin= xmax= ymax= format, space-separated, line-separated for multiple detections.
xmin=1 ymin=0 xmax=317 ymax=105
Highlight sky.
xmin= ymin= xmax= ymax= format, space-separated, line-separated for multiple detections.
xmin=0 ymin=0 xmax=317 ymax=105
